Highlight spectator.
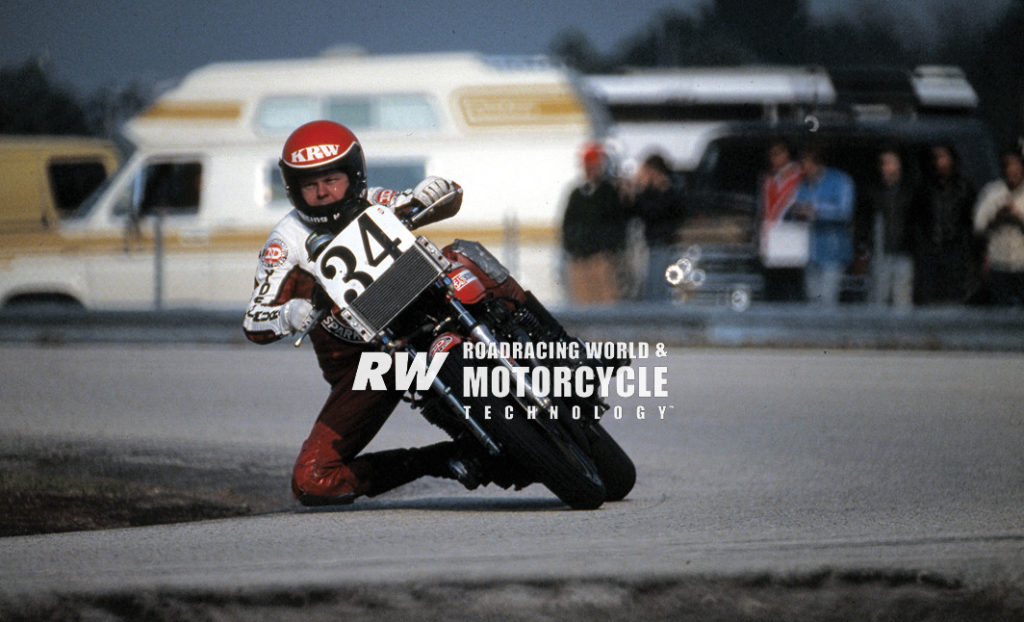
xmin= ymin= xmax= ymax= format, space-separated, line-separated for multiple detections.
xmin=913 ymin=144 xmax=976 ymax=304
xmin=859 ymin=146 xmax=917 ymax=308
xmin=631 ymin=153 xmax=686 ymax=302
xmin=973 ymin=148 xmax=1024 ymax=306
xmin=758 ymin=138 xmax=805 ymax=301
xmin=561 ymin=142 xmax=628 ymax=304
xmin=791 ymin=143 xmax=855 ymax=307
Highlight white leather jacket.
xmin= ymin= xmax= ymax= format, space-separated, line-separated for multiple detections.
xmin=242 ymin=187 xmax=417 ymax=344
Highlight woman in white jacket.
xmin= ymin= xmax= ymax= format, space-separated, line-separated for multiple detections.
xmin=974 ymin=148 xmax=1024 ymax=305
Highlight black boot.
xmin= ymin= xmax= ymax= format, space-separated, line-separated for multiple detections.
xmin=362 ymin=441 xmax=459 ymax=497
xmin=296 ymin=491 xmax=358 ymax=507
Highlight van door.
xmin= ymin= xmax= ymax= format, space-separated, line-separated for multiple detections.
xmin=95 ymin=155 xmax=208 ymax=308
xmin=47 ymin=157 xmax=116 ymax=221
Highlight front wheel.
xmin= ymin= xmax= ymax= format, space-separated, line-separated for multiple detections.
xmin=480 ymin=406 xmax=606 ymax=510
xmin=438 ymin=350 xmax=606 ymax=509
xmin=583 ymin=423 xmax=636 ymax=502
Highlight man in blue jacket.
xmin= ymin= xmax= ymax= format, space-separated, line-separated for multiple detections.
xmin=791 ymin=144 xmax=856 ymax=306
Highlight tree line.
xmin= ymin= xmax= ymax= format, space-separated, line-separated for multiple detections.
xmin=0 ymin=57 xmax=152 ymax=140
xmin=549 ymin=0 xmax=1023 ymax=144
xmin=2 ymin=0 xmax=1021 ymax=144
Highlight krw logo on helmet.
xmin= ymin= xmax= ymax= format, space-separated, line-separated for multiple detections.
xmin=290 ymin=144 xmax=342 ymax=164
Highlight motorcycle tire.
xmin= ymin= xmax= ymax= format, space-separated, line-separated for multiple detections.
xmin=439 ymin=350 xmax=606 ymax=510
xmin=545 ymin=395 xmax=636 ymax=503
xmin=583 ymin=423 xmax=636 ymax=502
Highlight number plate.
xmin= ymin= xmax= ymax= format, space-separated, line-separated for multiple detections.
xmin=316 ymin=206 xmax=418 ymax=307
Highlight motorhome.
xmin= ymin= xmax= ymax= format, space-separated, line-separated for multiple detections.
xmin=583 ymin=65 xmax=984 ymax=173
xmin=582 ymin=65 xmax=999 ymax=306
xmin=0 ymin=51 xmax=597 ymax=309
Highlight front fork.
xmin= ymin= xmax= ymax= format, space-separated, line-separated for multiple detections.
xmin=446 ymin=296 xmax=599 ymax=454
xmin=401 ymin=294 xmax=568 ymax=459
xmin=386 ymin=294 xmax=590 ymax=460
xmin=410 ymin=339 xmax=502 ymax=457
xmin=448 ymin=297 xmax=556 ymax=416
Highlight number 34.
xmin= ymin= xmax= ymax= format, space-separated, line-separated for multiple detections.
xmin=319 ymin=213 xmax=403 ymax=303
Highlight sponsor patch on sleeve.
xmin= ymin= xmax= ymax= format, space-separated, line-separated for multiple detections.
xmin=259 ymin=237 xmax=290 ymax=268
xmin=372 ymin=189 xmax=397 ymax=205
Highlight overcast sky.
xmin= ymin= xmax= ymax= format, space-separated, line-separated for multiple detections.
xmin=1 ymin=0 xmax=1012 ymax=95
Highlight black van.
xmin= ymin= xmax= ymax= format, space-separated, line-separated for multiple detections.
xmin=674 ymin=115 xmax=1000 ymax=307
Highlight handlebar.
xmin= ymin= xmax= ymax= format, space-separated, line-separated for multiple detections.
xmin=404 ymin=188 xmax=463 ymax=229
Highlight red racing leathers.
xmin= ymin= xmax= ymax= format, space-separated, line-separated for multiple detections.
xmin=243 ymin=185 xmax=526 ymax=503
xmin=245 ymin=187 xmax=432 ymax=502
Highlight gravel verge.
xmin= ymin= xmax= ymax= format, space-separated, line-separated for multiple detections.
xmin=2 ymin=436 xmax=1022 ymax=621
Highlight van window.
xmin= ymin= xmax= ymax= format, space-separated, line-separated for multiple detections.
xmin=47 ymin=160 xmax=109 ymax=218
xmin=136 ymin=161 xmax=202 ymax=217
xmin=699 ymin=135 xmax=920 ymax=198
xmin=256 ymin=94 xmax=440 ymax=134
xmin=256 ymin=97 xmax=319 ymax=133
xmin=326 ymin=98 xmax=372 ymax=129
xmin=699 ymin=140 xmax=767 ymax=196
xmin=376 ymin=95 xmax=438 ymax=130
xmin=326 ymin=95 xmax=439 ymax=131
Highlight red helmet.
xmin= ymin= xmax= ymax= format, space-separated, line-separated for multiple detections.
xmin=581 ymin=142 xmax=605 ymax=169
xmin=279 ymin=120 xmax=367 ymax=229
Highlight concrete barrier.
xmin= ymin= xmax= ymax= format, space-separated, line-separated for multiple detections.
xmin=2 ymin=304 xmax=1022 ymax=351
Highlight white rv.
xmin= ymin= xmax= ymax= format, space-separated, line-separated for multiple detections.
xmin=582 ymin=64 xmax=981 ymax=173
xmin=0 ymin=51 xmax=597 ymax=310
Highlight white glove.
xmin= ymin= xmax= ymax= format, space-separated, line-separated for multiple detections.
xmin=280 ymin=298 xmax=314 ymax=334
xmin=413 ymin=176 xmax=460 ymax=208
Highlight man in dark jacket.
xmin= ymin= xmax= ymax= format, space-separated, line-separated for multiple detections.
xmin=859 ymin=146 xmax=917 ymax=307
xmin=631 ymin=153 xmax=686 ymax=302
xmin=561 ymin=143 xmax=629 ymax=304
xmin=913 ymin=144 xmax=976 ymax=304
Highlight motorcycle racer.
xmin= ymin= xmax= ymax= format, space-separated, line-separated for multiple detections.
xmin=243 ymin=120 xmax=469 ymax=506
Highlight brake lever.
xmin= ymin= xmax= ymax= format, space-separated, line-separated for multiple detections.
xmin=293 ymin=308 xmax=327 ymax=348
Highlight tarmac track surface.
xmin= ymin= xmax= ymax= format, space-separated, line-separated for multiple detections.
xmin=1 ymin=344 xmax=1023 ymax=619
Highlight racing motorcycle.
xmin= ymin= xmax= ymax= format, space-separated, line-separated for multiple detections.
xmin=296 ymin=192 xmax=635 ymax=510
